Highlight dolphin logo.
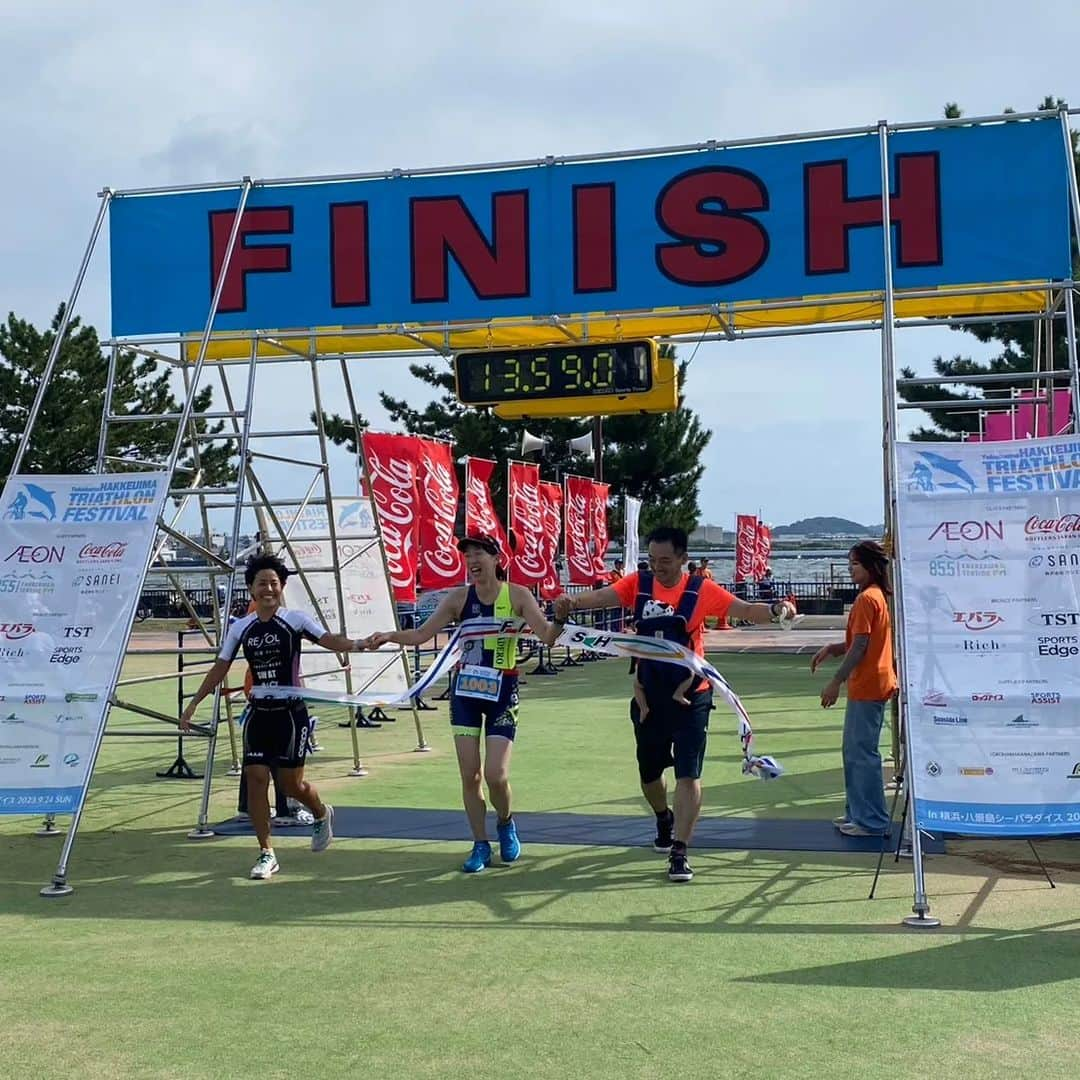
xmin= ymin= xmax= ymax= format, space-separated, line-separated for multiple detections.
xmin=915 ymin=452 xmax=977 ymax=493
xmin=5 ymin=483 xmax=58 ymax=521
xmin=337 ymin=500 xmax=371 ymax=530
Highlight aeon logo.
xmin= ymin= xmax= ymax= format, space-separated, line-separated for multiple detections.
xmin=4 ymin=545 xmax=64 ymax=564
xmin=78 ymin=541 xmax=128 ymax=562
xmin=928 ymin=520 xmax=1004 ymax=542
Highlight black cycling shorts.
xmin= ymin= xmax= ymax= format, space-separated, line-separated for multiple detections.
xmin=242 ymin=702 xmax=311 ymax=769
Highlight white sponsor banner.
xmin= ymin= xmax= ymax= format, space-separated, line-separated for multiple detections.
xmin=624 ymin=496 xmax=641 ymax=572
xmin=896 ymin=438 xmax=1080 ymax=835
xmin=273 ymin=497 xmax=408 ymax=698
xmin=0 ymin=473 xmax=169 ymax=815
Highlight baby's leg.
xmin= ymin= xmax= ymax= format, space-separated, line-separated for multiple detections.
xmin=672 ymin=672 xmax=695 ymax=706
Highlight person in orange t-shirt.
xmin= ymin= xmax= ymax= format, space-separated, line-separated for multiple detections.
xmin=811 ymin=540 xmax=898 ymax=838
xmin=554 ymin=525 xmax=795 ymax=884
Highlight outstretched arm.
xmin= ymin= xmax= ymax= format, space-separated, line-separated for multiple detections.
xmin=727 ymin=597 xmax=797 ymax=626
xmin=512 ymin=586 xmax=562 ymax=647
xmin=180 ymin=659 xmax=232 ymax=730
xmin=553 ymin=585 xmax=623 ymax=622
xmin=366 ymin=587 xmax=466 ymax=649
xmin=316 ymin=631 xmax=368 ymax=654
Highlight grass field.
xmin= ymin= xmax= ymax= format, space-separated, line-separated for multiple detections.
xmin=2 ymin=650 xmax=1079 ymax=1079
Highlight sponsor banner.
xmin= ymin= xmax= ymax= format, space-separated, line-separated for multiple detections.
xmin=109 ymin=118 xmax=1070 ymax=339
xmin=0 ymin=473 xmax=168 ymax=814
xmin=274 ymin=498 xmax=408 ymax=699
xmin=735 ymin=515 xmax=758 ymax=583
xmin=564 ymin=475 xmax=595 ymax=586
xmin=896 ymin=437 xmax=1080 ymax=835
xmin=624 ymin=496 xmax=642 ymax=572
xmin=415 ymin=438 xmax=464 ymax=590
xmin=463 ymin=457 xmax=509 ymax=564
xmin=590 ymin=482 xmax=610 ymax=576
xmin=507 ymin=461 xmax=546 ymax=589
xmin=361 ymin=431 xmax=420 ymax=602
xmin=538 ymin=482 xmax=563 ymax=599
xmin=753 ymin=522 xmax=772 ymax=580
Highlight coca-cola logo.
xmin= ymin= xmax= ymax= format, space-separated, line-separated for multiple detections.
xmin=736 ymin=520 xmax=756 ymax=574
xmin=79 ymin=541 xmax=128 ymax=562
xmin=466 ymin=475 xmax=502 ymax=537
xmin=0 ymin=623 xmax=35 ymax=640
xmin=1025 ymin=514 xmax=1080 ymax=538
xmin=565 ymin=489 xmax=593 ymax=576
xmin=419 ymin=449 xmax=463 ymax=581
xmin=510 ymin=477 xmax=546 ymax=582
xmin=367 ymin=450 xmax=416 ymax=592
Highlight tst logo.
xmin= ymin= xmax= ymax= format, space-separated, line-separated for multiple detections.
xmin=63 ymin=626 xmax=94 ymax=639
xmin=1035 ymin=612 xmax=1080 ymax=628
xmin=952 ymin=611 xmax=1003 ymax=631
xmin=4 ymin=545 xmax=64 ymax=564
xmin=928 ymin=520 xmax=1004 ymax=542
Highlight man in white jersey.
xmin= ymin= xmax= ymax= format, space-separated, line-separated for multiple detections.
xmin=181 ymin=554 xmax=367 ymax=880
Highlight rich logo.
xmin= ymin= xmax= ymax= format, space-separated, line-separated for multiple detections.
xmin=1025 ymin=514 xmax=1080 ymax=539
xmin=3 ymin=482 xmax=57 ymax=521
xmin=77 ymin=541 xmax=128 ymax=562
xmin=928 ymin=520 xmax=1003 ymax=542
xmin=1033 ymin=612 xmax=1080 ymax=628
xmin=4 ymin=544 xmax=64 ymax=564
xmin=971 ymin=692 xmax=1004 ymax=702
xmin=1031 ymin=692 xmax=1061 ymax=705
xmin=63 ymin=626 xmax=94 ymax=639
xmin=0 ymin=623 xmax=34 ymax=641
xmin=908 ymin=452 xmax=977 ymax=494
xmin=1036 ymin=635 xmax=1080 ymax=658
xmin=952 ymin=611 xmax=1003 ymax=631
xmin=962 ymin=639 xmax=1001 ymax=652
xmin=928 ymin=552 xmax=1006 ymax=579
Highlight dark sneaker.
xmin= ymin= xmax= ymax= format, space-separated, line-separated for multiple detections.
xmin=667 ymin=850 xmax=694 ymax=883
xmin=653 ymin=809 xmax=675 ymax=853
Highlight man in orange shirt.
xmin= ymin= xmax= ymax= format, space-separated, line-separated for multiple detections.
xmin=811 ymin=540 xmax=898 ymax=837
xmin=555 ymin=525 xmax=794 ymax=883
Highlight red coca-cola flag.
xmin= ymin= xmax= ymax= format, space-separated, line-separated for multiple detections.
xmin=753 ymin=522 xmax=773 ymax=580
xmin=590 ymin=481 xmax=610 ymax=576
xmin=416 ymin=438 xmax=465 ymax=589
xmin=361 ymin=431 xmax=420 ymax=602
xmin=538 ymin=481 xmax=563 ymax=599
xmin=507 ymin=460 xmax=546 ymax=589
xmin=735 ymin=514 xmax=758 ymax=584
xmin=464 ymin=457 xmax=509 ymax=564
xmin=564 ymin=474 xmax=595 ymax=586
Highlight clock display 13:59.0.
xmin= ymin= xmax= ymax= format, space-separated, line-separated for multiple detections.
xmin=456 ymin=342 xmax=653 ymax=403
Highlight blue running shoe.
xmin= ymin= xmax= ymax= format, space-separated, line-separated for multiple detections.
xmin=462 ymin=841 xmax=492 ymax=874
xmin=497 ymin=818 xmax=521 ymax=863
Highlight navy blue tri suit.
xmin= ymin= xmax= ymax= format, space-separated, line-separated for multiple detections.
xmin=219 ymin=608 xmax=324 ymax=768
xmin=450 ymin=583 xmax=520 ymax=741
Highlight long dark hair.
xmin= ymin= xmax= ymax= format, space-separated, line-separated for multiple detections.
xmin=850 ymin=540 xmax=891 ymax=595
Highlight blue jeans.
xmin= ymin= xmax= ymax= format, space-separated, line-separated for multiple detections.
xmin=842 ymin=698 xmax=890 ymax=833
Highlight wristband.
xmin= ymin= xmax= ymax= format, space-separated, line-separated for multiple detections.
xmin=769 ymin=601 xmax=785 ymax=622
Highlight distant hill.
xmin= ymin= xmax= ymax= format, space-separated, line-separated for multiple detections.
xmin=773 ymin=517 xmax=883 ymax=537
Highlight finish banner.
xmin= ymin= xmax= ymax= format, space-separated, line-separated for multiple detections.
xmin=0 ymin=473 xmax=169 ymax=815
xmin=896 ymin=437 xmax=1080 ymax=836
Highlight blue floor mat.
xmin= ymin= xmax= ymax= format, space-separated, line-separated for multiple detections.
xmin=214 ymin=805 xmax=945 ymax=854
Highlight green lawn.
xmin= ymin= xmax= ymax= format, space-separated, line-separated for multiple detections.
xmin=1 ymin=652 xmax=1079 ymax=1079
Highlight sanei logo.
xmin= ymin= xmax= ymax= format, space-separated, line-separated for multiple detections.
xmin=952 ymin=611 xmax=1003 ymax=631
xmin=928 ymin=520 xmax=1004 ymax=542
xmin=3 ymin=545 xmax=64 ymax=564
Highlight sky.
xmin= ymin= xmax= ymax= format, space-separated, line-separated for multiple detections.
xmin=2 ymin=0 xmax=1078 ymax=530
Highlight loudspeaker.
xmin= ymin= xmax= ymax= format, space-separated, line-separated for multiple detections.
xmin=521 ymin=430 xmax=549 ymax=455
xmin=567 ymin=432 xmax=594 ymax=455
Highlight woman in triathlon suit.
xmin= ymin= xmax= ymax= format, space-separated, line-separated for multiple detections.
xmin=366 ymin=534 xmax=564 ymax=873
xmin=181 ymin=554 xmax=367 ymax=880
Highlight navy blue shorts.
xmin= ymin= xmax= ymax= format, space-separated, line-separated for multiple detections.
xmin=630 ymin=688 xmax=712 ymax=782
xmin=450 ymin=672 xmax=520 ymax=741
